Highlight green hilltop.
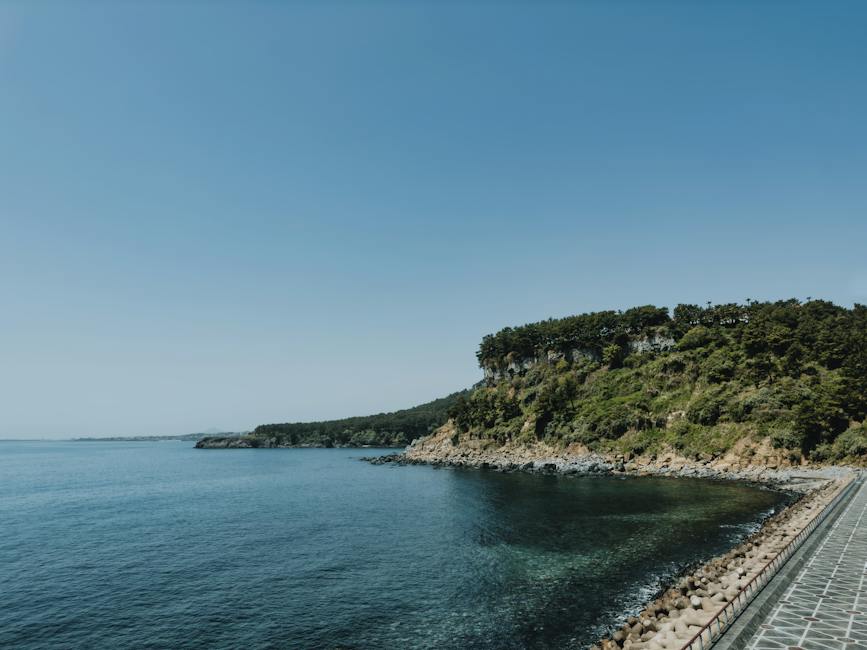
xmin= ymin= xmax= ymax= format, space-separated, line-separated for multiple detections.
xmin=449 ymin=299 xmax=867 ymax=464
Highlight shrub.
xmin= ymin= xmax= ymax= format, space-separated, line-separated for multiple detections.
xmin=703 ymin=349 xmax=737 ymax=383
xmin=677 ymin=326 xmax=717 ymax=351
xmin=687 ymin=391 xmax=725 ymax=426
xmin=833 ymin=424 xmax=867 ymax=458
xmin=810 ymin=443 xmax=833 ymax=462
xmin=603 ymin=343 xmax=626 ymax=368
xmin=793 ymin=389 xmax=848 ymax=452
xmin=769 ymin=426 xmax=805 ymax=450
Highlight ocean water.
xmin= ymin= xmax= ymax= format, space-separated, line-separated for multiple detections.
xmin=0 ymin=442 xmax=788 ymax=649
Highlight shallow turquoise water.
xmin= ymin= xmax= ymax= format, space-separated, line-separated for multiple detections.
xmin=0 ymin=442 xmax=787 ymax=649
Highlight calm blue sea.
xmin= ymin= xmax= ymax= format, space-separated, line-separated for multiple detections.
xmin=0 ymin=442 xmax=787 ymax=649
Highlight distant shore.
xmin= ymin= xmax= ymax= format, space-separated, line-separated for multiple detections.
xmin=74 ymin=432 xmax=247 ymax=443
xmin=195 ymin=436 xmax=402 ymax=449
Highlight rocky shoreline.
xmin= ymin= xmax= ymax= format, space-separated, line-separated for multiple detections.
xmin=366 ymin=443 xmax=849 ymax=494
xmin=365 ymin=451 xmax=847 ymax=491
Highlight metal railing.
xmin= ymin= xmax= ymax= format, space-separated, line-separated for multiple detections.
xmin=680 ymin=473 xmax=861 ymax=650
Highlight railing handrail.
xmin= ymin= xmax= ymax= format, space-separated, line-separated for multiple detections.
xmin=680 ymin=472 xmax=861 ymax=650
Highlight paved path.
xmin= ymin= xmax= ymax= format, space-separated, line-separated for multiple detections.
xmin=745 ymin=477 xmax=867 ymax=650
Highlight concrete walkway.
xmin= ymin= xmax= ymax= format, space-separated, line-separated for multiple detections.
xmin=743 ymin=476 xmax=867 ymax=650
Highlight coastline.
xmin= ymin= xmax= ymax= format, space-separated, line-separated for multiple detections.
xmin=366 ymin=429 xmax=857 ymax=649
xmin=369 ymin=425 xmax=851 ymax=493
xmin=367 ymin=450 xmax=843 ymax=492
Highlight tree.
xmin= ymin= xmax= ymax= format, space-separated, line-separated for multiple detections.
xmin=603 ymin=343 xmax=626 ymax=368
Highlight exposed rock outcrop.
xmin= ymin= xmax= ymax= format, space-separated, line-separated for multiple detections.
xmin=483 ymin=347 xmax=603 ymax=382
xmin=480 ymin=334 xmax=674 ymax=382
xmin=627 ymin=333 xmax=676 ymax=354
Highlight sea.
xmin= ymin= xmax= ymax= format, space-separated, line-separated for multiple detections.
xmin=0 ymin=441 xmax=788 ymax=649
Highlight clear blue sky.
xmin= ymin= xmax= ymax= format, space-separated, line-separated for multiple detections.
xmin=1 ymin=2 xmax=866 ymax=438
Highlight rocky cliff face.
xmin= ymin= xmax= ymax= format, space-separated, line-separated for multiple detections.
xmin=627 ymin=333 xmax=676 ymax=354
xmin=481 ymin=334 xmax=674 ymax=382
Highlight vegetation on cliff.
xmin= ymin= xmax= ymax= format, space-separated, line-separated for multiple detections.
xmin=206 ymin=391 xmax=467 ymax=448
xmin=450 ymin=300 xmax=867 ymax=463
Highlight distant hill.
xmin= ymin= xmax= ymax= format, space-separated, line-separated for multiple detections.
xmin=75 ymin=432 xmax=245 ymax=442
xmin=196 ymin=392 xmax=468 ymax=448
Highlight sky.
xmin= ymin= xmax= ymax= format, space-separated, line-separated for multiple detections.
xmin=1 ymin=1 xmax=866 ymax=438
